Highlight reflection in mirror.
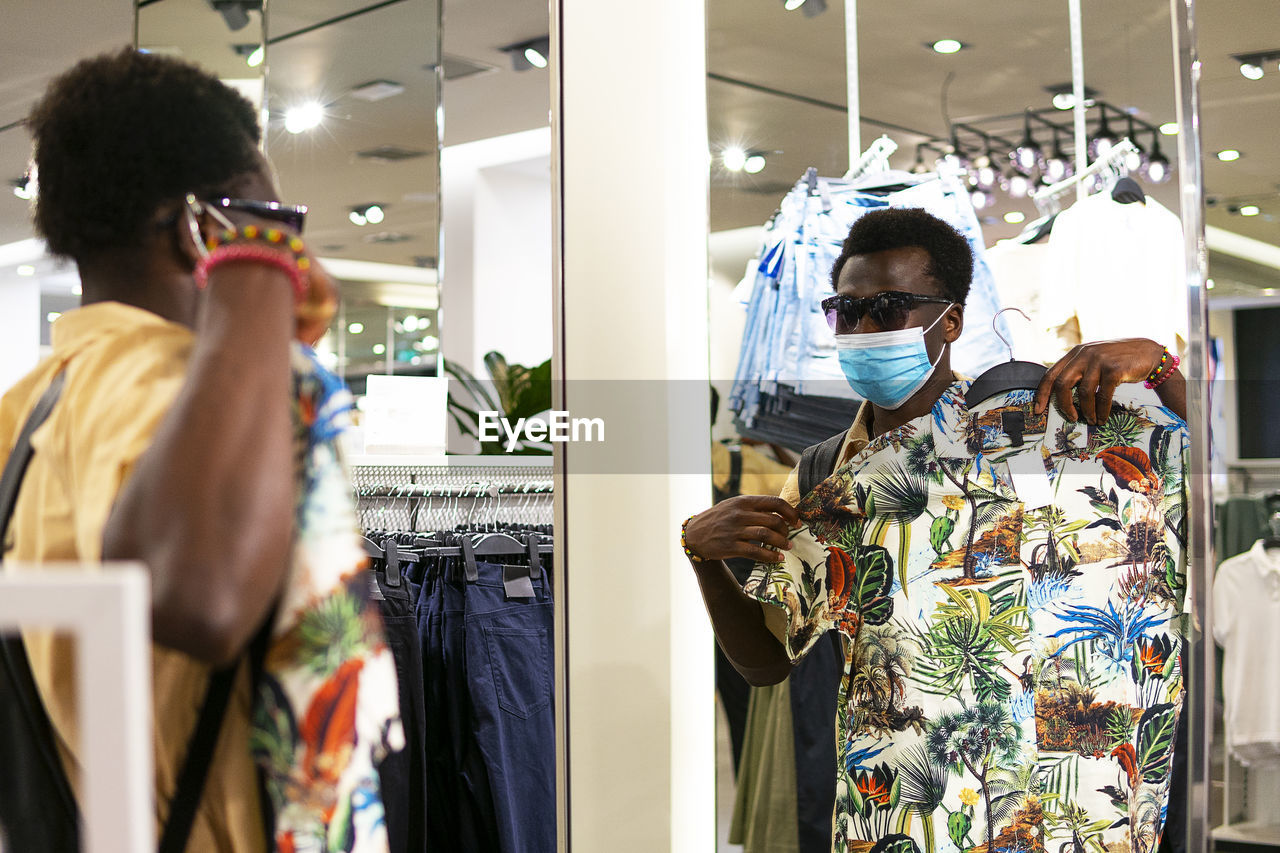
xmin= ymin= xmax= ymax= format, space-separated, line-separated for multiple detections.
xmin=702 ymin=3 xmax=1211 ymax=852
xmin=266 ymin=0 xmax=441 ymax=393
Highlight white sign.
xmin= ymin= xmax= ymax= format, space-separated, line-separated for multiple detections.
xmin=362 ymin=374 xmax=448 ymax=455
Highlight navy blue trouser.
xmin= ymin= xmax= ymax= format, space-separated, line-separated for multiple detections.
xmin=419 ymin=557 xmax=555 ymax=853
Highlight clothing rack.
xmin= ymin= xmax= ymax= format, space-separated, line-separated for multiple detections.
xmin=843 ymin=135 xmax=898 ymax=180
xmin=351 ymin=458 xmax=553 ymax=532
xmin=1031 ymin=137 xmax=1139 ymax=215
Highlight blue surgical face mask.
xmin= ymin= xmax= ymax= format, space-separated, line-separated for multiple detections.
xmin=835 ymin=307 xmax=952 ymax=409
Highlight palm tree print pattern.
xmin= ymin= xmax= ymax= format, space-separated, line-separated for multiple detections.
xmin=743 ymin=381 xmax=1188 ymax=853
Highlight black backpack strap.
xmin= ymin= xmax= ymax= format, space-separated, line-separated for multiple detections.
xmin=797 ymin=429 xmax=847 ymax=498
xmin=0 ymin=371 xmax=81 ymax=848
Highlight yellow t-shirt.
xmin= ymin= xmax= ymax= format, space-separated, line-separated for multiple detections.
xmin=0 ymin=301 xmax=265 ymax=852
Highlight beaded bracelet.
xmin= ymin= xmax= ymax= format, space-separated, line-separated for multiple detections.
xmin=194 ymin=225 xmax=310 ymax=299
xmin=681 ymin=515 xmax=706 ymax=563
xmin=1143 ymin=348 xmax=1180 ymax=390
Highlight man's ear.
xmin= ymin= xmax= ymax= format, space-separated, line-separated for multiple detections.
xmin=943 ymin=303 xmax=964 ymax=343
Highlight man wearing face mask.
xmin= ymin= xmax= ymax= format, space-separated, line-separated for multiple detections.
xmin=682 ymin=208 xmax=1188 ymax=851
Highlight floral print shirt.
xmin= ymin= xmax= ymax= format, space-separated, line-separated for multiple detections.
xmin=744 ymin=380 xmax=1188 ymax=853
xmin=249 ymin=344 xmax=402 ymax=853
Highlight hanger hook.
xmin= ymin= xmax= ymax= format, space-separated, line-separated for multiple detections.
xmin=992 ymin=307 xmax=1031 ymax=361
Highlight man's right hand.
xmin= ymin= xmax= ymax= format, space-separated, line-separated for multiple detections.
xmin=684 ymin=495 xmax=802 ymax=564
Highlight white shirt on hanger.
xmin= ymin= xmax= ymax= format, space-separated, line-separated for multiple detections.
xmin=1040 ymin=192 xmax=1187 ymax=352
xmin=1213 ymin=539 xmax=1280 ymax=766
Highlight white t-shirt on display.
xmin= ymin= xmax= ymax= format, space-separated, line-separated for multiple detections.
xmin=1041 ymin=192 xmax=1187 ymax=352
xmin=1213 ymin=539 xmax=1280 ymax=767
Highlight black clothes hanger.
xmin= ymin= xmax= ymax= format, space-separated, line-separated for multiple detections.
xmin=1111 ymin=176 xmax=1146 ymax=205
xmin=1015 ymin=213 xmax=1058 ymax=245
xmin=965 ymin=307 xmax=1048 ymax=408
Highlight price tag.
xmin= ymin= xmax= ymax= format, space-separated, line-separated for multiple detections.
xmin=1006 ymin=452 xmax=1055 ymax=510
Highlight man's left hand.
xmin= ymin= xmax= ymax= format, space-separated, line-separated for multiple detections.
xmin=1034 ymin=338 xmax=1168 ymax=424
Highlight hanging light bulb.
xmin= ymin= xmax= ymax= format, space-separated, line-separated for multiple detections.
xmin=941 ymin=129 xmax=970 ymax=172
xmin=1006 ymin=171 xmax=1034 ymax=199
xmin=1123 ymin=114 xmax=1147 ymax=172
xmin=1088 ymin=106 xmax=1119 ymax=160
xmin=1043 ymin=129 xmax=1073 ymax=183
xmin=1143 ymin=134 xmax=1172 ymax=184
xmin=1012 ymin=112 xmax=1044 ymax=174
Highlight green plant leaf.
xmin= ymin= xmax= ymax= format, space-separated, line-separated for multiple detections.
xmin=1136 ymin=703 xmax=1178 ymax=783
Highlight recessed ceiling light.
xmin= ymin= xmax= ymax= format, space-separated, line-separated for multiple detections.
xmin=743 ymin=154 xmax=767 ymax=174
xmin=931 ymin=39 xmax=964 ymax=54
xmin=284 ymin=102 xmax=324 ymax=134
xmin=46 ymin=312 xmax=61 ymax=323
xmin=1206 ymin=278 xmax=1216 ymax=289
xmin=1003 ymin=211 xmax=1026 ymax=225
xmin=1159 ymin=122 xmax=1179 ymax=135
xmin=372 ymin=343 xmax=386 ymax=355
xmin=246 ymin=45 xmax=264 ymax=68
xmin=784 ymin=0 xmax=805 ymax=8
xmin=722 ymin=147 xmax=747 ymax=172
xmin=1240 ymin=62 xmax=1265 ymax=80
xmin=15 ymin=264 xmax=35 ymax=276
xmin=1240 ymin=205 xmax=1261 ymax=216
xmin=523 ymin=46 xmax=548 ymax=68
xmin=1216 ymin=149 xmax=1242 ymax=162
xmin=1264 ymin=288 xmax=1277 ymax=296
xmin=347 ymin=322 xmax=365 ymax=334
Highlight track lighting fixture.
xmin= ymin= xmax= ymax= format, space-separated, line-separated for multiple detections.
xmin=1143 ymin=135 xmax=1172 ymax=184
xmin=502 ymin=37 xmax=551 ymax=72
xmin=1232 ymin=50 xmax=1280 ymax=80
xmin=1043 ymin=129 xmax=1073 ymax=183
xmin=1123 ymin=114 xmax=1147 ymax=173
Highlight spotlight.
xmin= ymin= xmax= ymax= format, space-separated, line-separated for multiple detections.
xmin=1143 ymin=136 xmax=1172 ymax=184
xmin=969 ymin=188 xmax=993 ymax=210
xmin=232 ymin=43 xmax=264 ymax=67
xmin=1240 ymin=63 xmax=1265 ymax=80
xmin=931 ymin=39 xmax=964 ymax=54
xmin=722 ymin=147 xmax=747 ymax=172
xmin=11 ymin=175 xmax=35 ymax=200
xmin=284 ymin=102 xmax=324 ymax=134
xmin=1240 ymin=205 xmax=1261 ymax=217
xmin=205 ymin=0 xmax=260 ymax=32
xmin=1217 ymin=149 xmax=1242 ymax=162
xmin=1012 ymin=112 xmax=1043 ymax=173
xmin=348 ymin=322 xmax=365 ymax=334
xmin=1123 ymin=114 xmax=1147 ymax=172
xmin=1003 ymin=211 xmax=1026 ymax=225
xmin=1043 ymin=129 xmax=1073 ymax=183
xmin=1007 ymin=172 xmax=1033 ymax=198
xmin=16 ymin=264 xmax=35 ymax=276
xmin=781 ymin=0 xmax=827 ymax=16
xmin=503 ymin=37 xmax=551 ymax=72
xmin=349 ymin=204 xmax=386 ymax=226
xmin=1088 ymin=107 xmax=1119 ymax=160
xmin=1159 ymin=122 xmax=1179 ymax=136
xmin=743 ymin=153 xmax=767 ymax=174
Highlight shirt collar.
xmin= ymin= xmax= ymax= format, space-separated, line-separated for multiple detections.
xmin=50 ymin=301 xmax=193 ymax=356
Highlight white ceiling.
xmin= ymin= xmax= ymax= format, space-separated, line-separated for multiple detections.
xmin=0 ymin=0 xmax=1276 ymax=298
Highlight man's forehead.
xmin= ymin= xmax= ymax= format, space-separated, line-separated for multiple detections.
xmin=837 ymin=246 xmax=938 ymax=293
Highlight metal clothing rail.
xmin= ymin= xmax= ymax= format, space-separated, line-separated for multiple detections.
xmin=355 ymin=482 xmax=554 ymax=499
xmin=351 ymin=461 xmax=555 ymax=533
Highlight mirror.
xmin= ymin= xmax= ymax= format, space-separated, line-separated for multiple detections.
xmin=701 ymin=3 xmax=1228 ymax=852
xmin=265 ymin=0 xmax=441 ymax=393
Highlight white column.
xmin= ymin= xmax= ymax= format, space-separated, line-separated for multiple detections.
xmin=552 ymin=1 xmax=714 ymax=851
xmin=0 ymin=276 xmax=41 ymax=394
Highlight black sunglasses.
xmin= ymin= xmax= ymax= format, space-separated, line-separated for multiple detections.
xmin=205 ymin=197 xmax=308 ymax=234
xmin=821 ymin=291 xmax=952 ymax=332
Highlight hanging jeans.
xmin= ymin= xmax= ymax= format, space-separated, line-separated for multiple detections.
xmin=419 ymin=556 xmax=556 ymax=853
xmin=464 ymin=560 xmax=556 ymax=853
xmin=373 ymin=560 xmax=430 ymax=853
